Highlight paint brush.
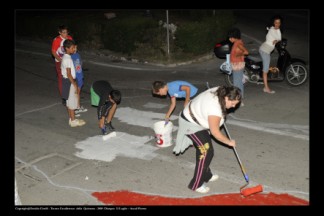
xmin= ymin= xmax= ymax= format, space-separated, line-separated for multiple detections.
xmin=164 ymin=118 xmax=170 ymax=127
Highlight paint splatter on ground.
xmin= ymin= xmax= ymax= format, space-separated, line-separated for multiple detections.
xmin=115 ymin=107 xmax=178 ymax=128
xmin=92 ymin=190 xmax=308 ymax=205
xmin=74 ymin=132 xmax=157 ymax=162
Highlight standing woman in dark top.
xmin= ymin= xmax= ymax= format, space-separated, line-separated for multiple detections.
xmin=228 ymin=28 xmax=248 ymax=106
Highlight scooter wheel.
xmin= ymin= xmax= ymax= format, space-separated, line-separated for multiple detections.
xmin=285 ymin=63 xmax=308 ymax=86
xmin=224 ymin=69 xmax=249 ymax=87
xmin=225 ymin=74 xmax=234 ymax=87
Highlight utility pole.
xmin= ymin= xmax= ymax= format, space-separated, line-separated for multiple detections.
xmin=166 ymin=10 xmax=170 ymax=56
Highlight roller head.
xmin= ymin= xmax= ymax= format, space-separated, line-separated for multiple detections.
xmin=240 ymin=184 xmax=263 ymax=197
xmin=102 ymin=132 xmax=117 ymax=141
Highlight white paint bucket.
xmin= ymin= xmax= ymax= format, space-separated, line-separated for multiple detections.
xmin=153 ymin=121 xmax=173 ymax=147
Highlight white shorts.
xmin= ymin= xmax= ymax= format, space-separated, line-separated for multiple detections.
xmin=67 ymin=84 xmax=78 ymax=110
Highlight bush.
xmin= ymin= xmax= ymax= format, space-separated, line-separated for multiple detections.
xmin=175 ymin=11 xmax=235 ymax=54
xmin=101 ymin=16 xmax=158 ymax=55
xmin=15 ymin=11 xmax=105 ymax=47
xmin=16 ymin=14 xmax=61 ymax=41
xmin=69 ymin=18 xmax=104 ymax=49
xmin=16 ymin=10 xmax=235 ymax=62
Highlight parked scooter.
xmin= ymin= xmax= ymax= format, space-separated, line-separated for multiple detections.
xmin=214 ymin=38 xmax=308 ymax=87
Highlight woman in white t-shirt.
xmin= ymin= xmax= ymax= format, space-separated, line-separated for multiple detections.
xmin=259 ymin=15 xmax=282 ymax=94
xmin=173 ymin=86 xmax=241 ymax=193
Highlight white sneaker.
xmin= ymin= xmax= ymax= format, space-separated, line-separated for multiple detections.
xmin=209 ymin=174 xmax=219 ymax=182
xmin=78 ymin=119 xmax=86 ymax=124
xmin=75 ymin=106 xmax=88 ymax=114
xmin=70 ymin=119 xmax=86 ymax=127
xmin=195 ymin=184 xmax=210 ymax=193
xmin=69 ymin=118 xmax=83 ymax=125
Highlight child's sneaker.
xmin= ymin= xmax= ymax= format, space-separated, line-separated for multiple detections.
xmin=101 ymin=126 xmax=109 ymax=135
xmin=105 ymin=121 xmax=115 ymax=131
xmin=70 ymin=119 xmax=86 ymax=127
xmin=78 ymin=119 xmax=86 ymax=124
xmin=75 ymin=106 xmax=88 ymax=114
xmin=195 ymin=184 xmax=210 ymax=193
xmin=209 ymin=174 xmax=219 ymax=182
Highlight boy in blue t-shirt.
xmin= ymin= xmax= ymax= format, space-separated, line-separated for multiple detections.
xmin=71 ymin=44 xmax=87 ymax=116
xmin=152 ymin=80 xmax=198 ymax=122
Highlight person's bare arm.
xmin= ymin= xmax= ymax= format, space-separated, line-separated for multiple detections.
xmin=180 ymin=85 xmax=191 ymax=107
xmin=52 ymin=50 xmax=62 ymax=62
xmin=67 ymin=68 xmax=78 ymax=94
xmin=165 ymin=97 xmax=176 ymax=119
xmin=268 ymin=29 xmax=281 ymax=45
xmin=237 ymin=43 xmax=249 ymax=56
xmin=208 ymin=115 xmax=236 ymax=147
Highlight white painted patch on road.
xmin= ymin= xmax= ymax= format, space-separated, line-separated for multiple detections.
xmin=115 ymin=107 xmax=178 ymax=130
xmin=75 ymin=132 xmax=158 ymax=162
xmin=75 ymin=107 xmax=180 ymax=163
xmin=143 ymin=102 xmax=168 ymax=109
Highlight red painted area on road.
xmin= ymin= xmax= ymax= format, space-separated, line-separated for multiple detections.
xmin=92 ymin=190 xmax=308 ymax=205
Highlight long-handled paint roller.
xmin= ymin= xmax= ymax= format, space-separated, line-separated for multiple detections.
xmin=204 ymin=82 xmax=262 ymax=196
xmin=223 ymin=123 xmax=263 ymax=197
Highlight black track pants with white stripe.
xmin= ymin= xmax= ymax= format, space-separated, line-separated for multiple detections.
xmin=187 ymin=130 xmax=214 ymax=191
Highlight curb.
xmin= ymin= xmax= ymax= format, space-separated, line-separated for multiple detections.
xmin=80 ymin=49 xmax=216 ymax=68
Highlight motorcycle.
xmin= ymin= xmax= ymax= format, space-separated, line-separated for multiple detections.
xmin=214 ymin=38 xmax=308 ymax=87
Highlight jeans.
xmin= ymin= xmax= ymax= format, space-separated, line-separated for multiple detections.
xmin=259 ymin=49 xmax=271 ymax=73
xmin=233 ymin=68 xmax=244 ymax=98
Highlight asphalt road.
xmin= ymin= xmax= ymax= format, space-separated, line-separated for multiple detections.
xmin=14 ymin=10 xmax=309 ymax=206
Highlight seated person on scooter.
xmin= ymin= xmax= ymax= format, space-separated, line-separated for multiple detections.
xmin=152 ymin=80 xmax=198 ymax=124
xmin=90 ymin=80 xmax=121 ymax=135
